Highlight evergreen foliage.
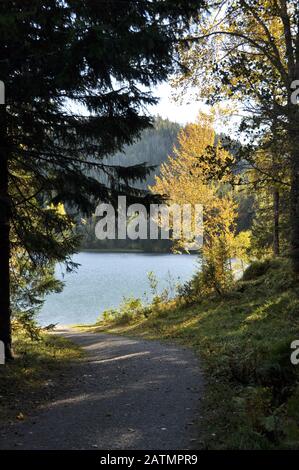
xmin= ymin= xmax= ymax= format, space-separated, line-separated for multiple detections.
xmin=0 ymin=0 xmax=203 ymax=357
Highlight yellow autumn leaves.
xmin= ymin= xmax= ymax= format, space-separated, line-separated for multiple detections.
xmin=150 ymin=112 xmax=250 ymax=290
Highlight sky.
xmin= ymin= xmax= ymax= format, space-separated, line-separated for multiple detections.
xmin=149 ymin=82 xmax=239 ymax=135
xmin=151 ymin=82 xmax=241 ymax=140
xmin=148 ymin=82 xmax=204 ymax=125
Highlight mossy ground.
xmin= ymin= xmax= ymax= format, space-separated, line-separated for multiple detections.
xmin=78 ymin=259 xmax=299 ymax=449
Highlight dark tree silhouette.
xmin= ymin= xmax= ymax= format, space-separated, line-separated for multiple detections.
xmin=0 ymin=0 xmax=203 ymax=359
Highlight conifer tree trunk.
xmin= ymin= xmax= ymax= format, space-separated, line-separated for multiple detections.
xmin=289 ymin=109 xmax=299 ymax=276
xmin=0 ymin=105 xmax=12 ymax=360
xmin=290 ymin=152 xmax=299 ymax=275
xmin=273 ymin=188 xmax=280 ymax=257
xmin=289 ymin=32 xmax=299 ymax=277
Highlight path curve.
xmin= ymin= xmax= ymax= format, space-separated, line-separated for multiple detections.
xmin=0 ymin=330 xmax=204 ymax=450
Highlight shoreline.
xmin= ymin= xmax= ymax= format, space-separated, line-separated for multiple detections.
xmin=80 ymin=248 xmax=198 ymax=254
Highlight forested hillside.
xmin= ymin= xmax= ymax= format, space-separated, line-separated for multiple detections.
xmin=78 ymin=117 xmax=180 ymax=251
xmin=104 ymin=116 xmax=181 ymax=188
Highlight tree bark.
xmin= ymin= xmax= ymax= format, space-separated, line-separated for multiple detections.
xmin=290 ymin=155 xmax=299 ymax=275
xmin=288 ymin=8 xmax=299 ymax=277
xmin=289 ymin=108 xmax=299 ymax=276
xmin=273 ymin=188 xmax=280 ymax=257
xmin=0 ymin=105 xmax=12 ymax=360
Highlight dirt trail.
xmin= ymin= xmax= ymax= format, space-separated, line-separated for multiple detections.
xmin=0 ymin=330 xmax=204 ymax=450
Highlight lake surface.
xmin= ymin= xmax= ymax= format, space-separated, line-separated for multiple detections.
xmin=38 ymin=252 xmax=198 ymax=326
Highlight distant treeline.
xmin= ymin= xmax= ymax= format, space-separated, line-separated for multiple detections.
xmin=78 ymin=117 xmax=180 ymax=252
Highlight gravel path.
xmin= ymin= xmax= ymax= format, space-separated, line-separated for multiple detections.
xmin=0 ymin=330 xmax=204 ymax=450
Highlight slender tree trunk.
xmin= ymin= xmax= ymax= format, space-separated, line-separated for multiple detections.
xmin=273 ymin=188 xmax=280 ymax=257
xmin=288 ymin=35 xmax=299 ymax=276
xmin=290 ymin=153 xmax=299 ymax=276
xmin=0 ymin=105 xmax=12 ymax=360
xmin=289 ymin=108 xmax=299 ymax=276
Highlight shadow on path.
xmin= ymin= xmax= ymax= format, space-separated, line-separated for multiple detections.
xmin=0 ymin=330 xmax=204 ymax=450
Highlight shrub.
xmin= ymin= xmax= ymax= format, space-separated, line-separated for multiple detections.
xmin=256 ymin=340 xmax=297 ymax=400
xmin=101 ymin=308 xmax=119 ymax=322
xmin=177 ymin=265 xmax=231 ymax=304
xmin=242 ymin=259 xmax=279 ymax=281
xmin=11 ymin=314 xmax=41 ymax=341
xmin=100 ymin=297 xmax=147 ymax=324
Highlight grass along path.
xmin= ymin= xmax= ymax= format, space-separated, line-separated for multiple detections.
xmin=0 ymin=332 xmax=83 ymax=425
